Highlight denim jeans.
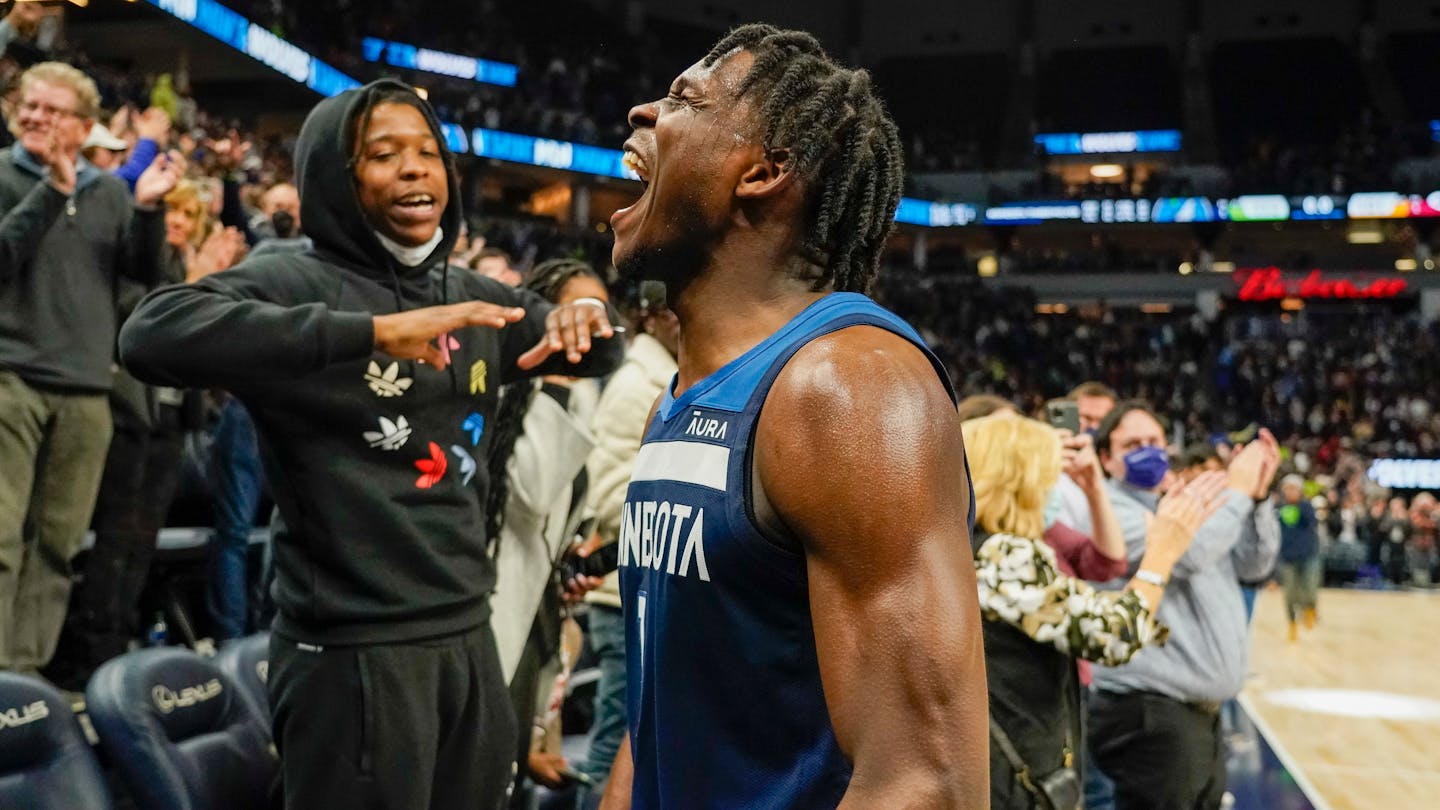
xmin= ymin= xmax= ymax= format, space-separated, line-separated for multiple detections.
xmin=207 ymin=398 xmax=264 ymax=639
xmin=579 ymin=604 xmax=627 ymax=791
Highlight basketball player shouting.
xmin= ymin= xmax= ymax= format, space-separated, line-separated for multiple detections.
xmin=600 ymin=25 xmax=988 ymax=809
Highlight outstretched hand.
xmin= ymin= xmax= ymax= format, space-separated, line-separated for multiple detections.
xmin=373 ymin=301 xmax=526 ymax=370
xmin=516 ymin=299 xmax=615 ymax=370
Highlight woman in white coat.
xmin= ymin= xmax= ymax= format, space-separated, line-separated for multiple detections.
xmin=483 ymin=259 xmax=609 ymax=799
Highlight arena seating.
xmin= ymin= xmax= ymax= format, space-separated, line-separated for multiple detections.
xmin=213 ymin=634 xmax=271 ymax=735
xmin=0 ymin=673 xmax=114 ymax=810
xmin=85 ymin=648 xmax=276 ymax=810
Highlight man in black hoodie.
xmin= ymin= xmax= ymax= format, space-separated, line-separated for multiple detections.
xmin=120 ymin=81 xmax=624 ymax=809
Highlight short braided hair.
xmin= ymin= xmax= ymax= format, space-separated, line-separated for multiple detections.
xmin=702 ymin=24 xmax=903 ymax=294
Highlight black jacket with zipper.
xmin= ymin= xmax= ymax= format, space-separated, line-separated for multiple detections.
xmin=120 ymin=80 xmax=624 ymax=645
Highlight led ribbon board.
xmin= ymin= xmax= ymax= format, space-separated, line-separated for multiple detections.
xmin=1034 ymin=129 xmax=1182 ymax=155
xmin=1369 ymin=459 xmax=1440 ymax=489
xmin=362 ymin=37 xmax=518 ymax=88
xmin=144 ymin=0 xmax=360 ymax=97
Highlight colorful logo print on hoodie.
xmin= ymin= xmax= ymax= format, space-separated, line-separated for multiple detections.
xmin=414 ymin=442 xmax=448 ymax=489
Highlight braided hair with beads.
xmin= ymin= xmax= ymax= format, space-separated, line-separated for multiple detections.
xmin=482 ymin=258 xmax=606 ymax=552
xmin=700 ymin=24 xmax=904 ymax=295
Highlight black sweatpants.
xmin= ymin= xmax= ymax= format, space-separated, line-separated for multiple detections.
xmin=1088 ymin=690 xmax=1227 ymax=810
xmin=269 ymin=624 xmax=518 ymax=810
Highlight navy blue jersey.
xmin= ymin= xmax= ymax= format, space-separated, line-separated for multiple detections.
xmin=619 ymin=293 xmax=963 ymax=808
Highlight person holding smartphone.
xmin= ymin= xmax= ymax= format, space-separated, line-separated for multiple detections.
xmin=963 ymin=412 xmax=1228 ymax=810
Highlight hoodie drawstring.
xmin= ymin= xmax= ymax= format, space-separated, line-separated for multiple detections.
xmin=442 ymin=263 xmax=460 ymax=396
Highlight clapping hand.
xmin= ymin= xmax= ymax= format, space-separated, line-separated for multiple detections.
xmin=1227 ymin=429 xmax=1281 ymax=499
xmin=41 ymin=130 xmax=77 ymax=195
xmin=1147 ymin=471 xmax=1230 ymax=563
xmin=135 ymin=150 xmax=187 ymax=207
xmin=205 ymin=129 xmax=252 ymax=173
xmin=186 ymin=224 xmax=247 ymax=282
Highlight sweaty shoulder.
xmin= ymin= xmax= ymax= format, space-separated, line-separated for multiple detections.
xmin=755 ymin=324 xmax=971 ymax=563
xmin=767 ymin=325 xmax=952 ymax=426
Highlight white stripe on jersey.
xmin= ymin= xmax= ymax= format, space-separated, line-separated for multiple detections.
xmin=631 ymin=440 xmax=730 ymax=491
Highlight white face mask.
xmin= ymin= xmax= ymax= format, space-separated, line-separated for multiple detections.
xmin=375 ymin=227 xmax=444 ymax=267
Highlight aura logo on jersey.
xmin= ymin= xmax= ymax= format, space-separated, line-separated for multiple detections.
xmin=684 ymin=411 xmax=729 ymax=441
xmin=620 ymin=500 xmax=711 ymax=582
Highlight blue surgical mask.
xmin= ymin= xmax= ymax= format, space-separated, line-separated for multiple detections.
xmin=1123 ymin=446 xmax=1170 ymax=490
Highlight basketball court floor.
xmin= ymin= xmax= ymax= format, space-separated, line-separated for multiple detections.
xmin=1231 ymin=588 xmax=1440 ymax=810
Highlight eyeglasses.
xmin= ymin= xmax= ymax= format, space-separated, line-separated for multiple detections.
xmin=18 ymin=101 xmax=83 ymax=120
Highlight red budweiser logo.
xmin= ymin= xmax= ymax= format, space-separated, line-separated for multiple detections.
xmin=1236 ymin=268 xmax=1409 ymax=301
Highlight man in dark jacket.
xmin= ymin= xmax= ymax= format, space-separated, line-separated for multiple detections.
xmin=0 ymin=61 xmax=180 ymax=677
xmin=120 ymin=80 xmax=623 ymax=810
xmin=1277 ymin=474 xmax=1321 ymax=641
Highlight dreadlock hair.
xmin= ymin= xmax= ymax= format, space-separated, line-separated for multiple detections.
xmin=701 ymin=24 xmax=904 ymax=294
xmin=483 ymin=258 xmax=608 ymax=549
xmin=346 ymin=84 xmax=453 ymax=174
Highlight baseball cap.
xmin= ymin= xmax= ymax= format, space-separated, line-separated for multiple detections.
xmin=82 ymin=123 xmax=128 ymax=152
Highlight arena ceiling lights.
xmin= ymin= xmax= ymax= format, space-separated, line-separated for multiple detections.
xmin=136 ymin=0 xmax=1440 ymax=232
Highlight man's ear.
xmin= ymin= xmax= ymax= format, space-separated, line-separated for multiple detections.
xmin=735 ymin=147 xmax=796 ymax=200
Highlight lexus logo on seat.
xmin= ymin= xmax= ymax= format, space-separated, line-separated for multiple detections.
xmin=152 ymin=679 xmax=223 ymax=714
xmin=0 ymin=700 xmax=48 ymax=729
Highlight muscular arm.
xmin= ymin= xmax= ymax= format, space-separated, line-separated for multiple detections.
xmin=756 ymin=327 xmax=988 ymax=809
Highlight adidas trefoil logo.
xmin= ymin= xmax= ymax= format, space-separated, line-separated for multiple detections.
xmin=469 ymin=359 xmax=487 ymax=395
xmin=463 ymin=412 xmax=485 ymax=445
xmin=450 ymin=445 xmax=477 ymax=485
xmin=415 ymin=442 xmax=448 ymax=489
xmin=365 ymin=361 xmax=413 ymax=398
xmin=363 ymin=416 xmax=412 ymax=450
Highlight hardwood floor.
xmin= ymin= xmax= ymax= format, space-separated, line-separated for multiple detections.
xmin=1242 ymin=587 xmax=1440 ymax=810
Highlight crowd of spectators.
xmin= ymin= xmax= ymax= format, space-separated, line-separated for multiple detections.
xmin=1226 ymin=108 xmax=1435 ymax=197
xmin=11 ymin=3 xmax=1440 ymax=475
xmin=875 ymin=268 xmax=1440 ymax=468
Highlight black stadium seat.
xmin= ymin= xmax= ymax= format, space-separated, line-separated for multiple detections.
xmin=86 ymin=648 xmax=276 ymax=810
xmin=214 ymin=634 xmax=271 ymax=734
xmin=0 ymin=673 xmax=113 ymax=810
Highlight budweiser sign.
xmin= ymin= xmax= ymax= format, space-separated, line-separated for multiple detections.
xmin=1235 ymin=268 xmax=1409 ymax=301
